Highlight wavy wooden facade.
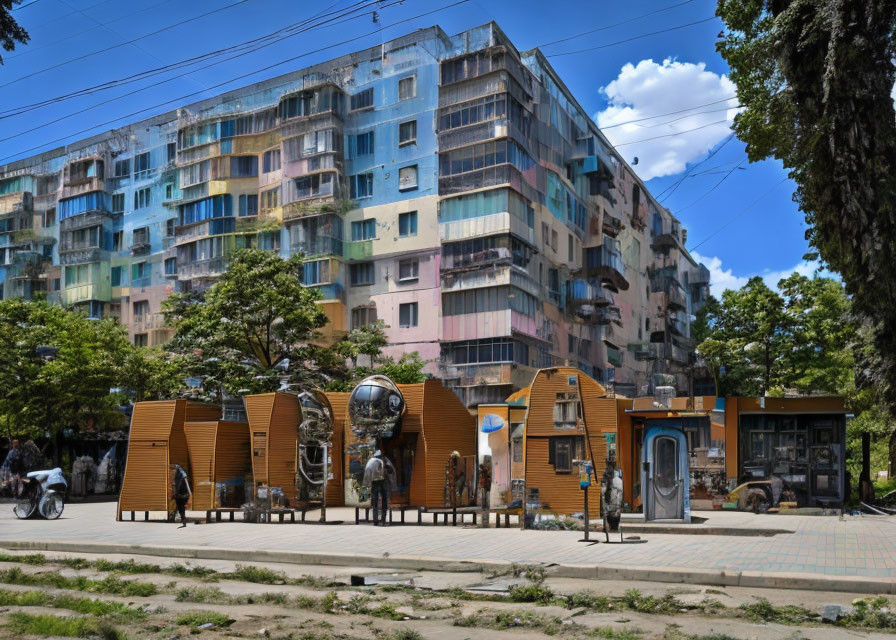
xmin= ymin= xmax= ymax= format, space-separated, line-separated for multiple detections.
xmin=521 ymin=367 xmax=614 ymax=517
xmin=117 ymin=399 xmax=220 ymax=520
xmin=184 ymin=421 xmax=251 ymax=511
xmin=244 ymin=393 xmax=300 ymax=503
xmin=343 ymin=379 xmax=476 ymax=509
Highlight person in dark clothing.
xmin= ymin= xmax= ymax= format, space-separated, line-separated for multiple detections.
xmin=362 ymin=450 xmax=397 ymax=526
xmin=170 ymin=464 xmax=191 ymax=528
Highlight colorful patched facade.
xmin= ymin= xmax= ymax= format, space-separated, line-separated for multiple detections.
xmin=0 ymin=22 xmax=710 ymax=405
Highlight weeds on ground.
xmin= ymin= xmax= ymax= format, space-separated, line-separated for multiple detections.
xmin=229 ymin=564 xmax=288 ymax=584
xmin=508 ymin=583 xmax=555 ymax=603
xmin=174 ymin=610 xmax=234 ymax=628
xmin=840 ymin=597 xmax=896 ymax=630
xmin=6 ymin=612 xmax=125 ymax=640
xmin=380 ymin=630 xmax=423 ymax=640
xmin=589 ymin=627 xmax=643 ymax=640
xmin=0 ymin=588 xmax=147 ymax=621
xmin=175 ymin=585 xmax=290 ymax=606
xmin=738 ymin=597 xmax=813 ymax=625
xmin=455 ymin=608 xmax=567 ymax=635
xmin=0 ymin=552 xmax=46 ymax=565
xmin=0 ymin=566 xmax=157 ymax=597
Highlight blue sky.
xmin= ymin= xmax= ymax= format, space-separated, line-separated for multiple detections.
xmin=0 ymin=0 xmax=815 ymax=296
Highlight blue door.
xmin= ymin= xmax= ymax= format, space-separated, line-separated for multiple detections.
xmin=643 ymin=424 xmax=690 ymax=522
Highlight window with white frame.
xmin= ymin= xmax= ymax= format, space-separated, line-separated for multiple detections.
xmin=398 ymin=165 xmax=418 ymax=191
xmin=399 ymin=302 xmax=418 ymax=328
xmin=134 ymin=152 xmax=151 ymax=179
xmin=351 ymin=218 xmax=376 ymax=241
xmin=552 ymin=392 xmax=581 ymax=429
xmin=398 ymin=211 xmax=417 ymax=237
xmin=350 ymin=173 xmax=373 ymax=199
xmin=399 ymin=120 xmax=417 ymax=146
xmin=133 ymin=187 xmax=150 ymax=209
xmin=398 ymin=75 xmax=416 ymax=101
xmin=398 ymin=258 xmax=418 ymax=282
xmin=263 ymin=149 xmax=281 ymax=173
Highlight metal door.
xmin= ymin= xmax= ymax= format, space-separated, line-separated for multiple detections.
xmin=652 ymin=435 xmax=682 ymax=520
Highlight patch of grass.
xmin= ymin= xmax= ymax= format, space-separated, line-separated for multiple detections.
xmin=6 ymin=612 xmax=125 ymax=640
xmin=0 ymin=588 xmax=146 ymax=622
xmin=175 ymin=585 xmax=232 ymax=604
xmin=228 ymin=564 xmax=287 ymax=584
xmin=381 ymin=630 xmax=423 ymax=640
xmin=738 ymin=597 xmax=814 ymax=625
xmin=0 ymin=567 xmax=157 ymax=597
xmin=58 ymin=557 xmax=92 ymax=570
xmin=840 ymin=597 xmax=896 ymax=630
xmin=368 ymin=603 xmax=406 ymax=621
xmin=589 ymin=627 xmax=643 ymax=640
xmin=167 ymin=562 xmax=219 ymax=579
xmin=174 ymin=610 xmax=234 ymax=628
xmin=508 ymin=583 xmax=555 ymax=603
xmin=455 ymin=609 xmax=566 ymax=635
xmin=621 ymin=589 xmax=681 ymax=615
xmin=0 ymin=551 xmax=46 ymax=565
xmin=566 ymin=590 xmax=612 ymax=612
xmin=93 ymin=559 xmax=162 ymax=574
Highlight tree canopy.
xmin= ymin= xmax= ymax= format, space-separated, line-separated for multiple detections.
xmin=0 ymin=1 xmax=28 ymax=64
xmin=716 ymin=0 xmax=896 ymax=409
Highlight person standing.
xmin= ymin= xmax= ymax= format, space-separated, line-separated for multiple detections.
xmin=170 ymin=464 xmax=192 ymax=529
xmin=362 ymin=450 xmax=396 ymax=526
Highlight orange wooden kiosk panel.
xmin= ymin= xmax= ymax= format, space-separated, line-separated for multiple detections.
xmin=183 ymin=421 xmax=251 ymax=511
xmin=323 ymin=391 xmax=348 ymax=507
xmin=117 ymin=399 xmax=220 ymax=520
xmin=244 ymin=393 xmax=300 ymax=503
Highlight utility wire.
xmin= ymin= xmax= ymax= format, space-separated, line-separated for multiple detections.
xmin=626 ymin=104 xmax=741 ymax=129
xmin=600 ymin=96 xmax=738 ymax=129
xmin=547 ymin=16 xmax=718 ymax=57
xmin=1 ymin=0 xmax=253 ymax=88
xmin=674 ymin=158 xmax=746 ymax=213
xmin=0 ymin=0 xmax=383 ymax=117
xmin=11 ymin=0 xmax=40 ymax=10
xmin=688 ymin=177 xmax=789 ymax=252
xmin=655 ymin=134 xmax=736 ymax=201
xmin=536 ymin=0 xmax=697 ymax=49
xmin=0 ymin=0 xmax=472 ymax=163
xmin=611 ymin=118 xmax=729 ymax=147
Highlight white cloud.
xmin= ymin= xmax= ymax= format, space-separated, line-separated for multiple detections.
xmin=595 ymin=59 xmax=740 ymax=180
xmin=691 ymin=251 xmax=827 ymax=298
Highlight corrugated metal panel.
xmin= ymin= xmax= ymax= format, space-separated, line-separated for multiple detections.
xmin=186 ymin=402 xmax=222 ymax=422
xmin=324 ymin=392 xmax=349 ymax=507
xmin=725 ymin=397 xmax=738 ymax=479
xmin=244 ymin=394 xmax=276 ymax=487
xmin=615 ymin=399 xmax=634 ymax=505
xmin=214 ymin=421 xmax=251 ymax=484
xmin=421 ymin=379 xmax=476 ymax=508
xmin=269 ymin=393 xmax=300 ymax=503
xmin=397 ymin=383 xmax=425 ymax=433
xmin=118 ymin=400 xmax=178 ymax=516
xmin=184 ymin=422 xmax=217 ymax=511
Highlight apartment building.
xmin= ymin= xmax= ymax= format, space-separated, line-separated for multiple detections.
xmin=0 ymin=22 xmax=710 ymax=405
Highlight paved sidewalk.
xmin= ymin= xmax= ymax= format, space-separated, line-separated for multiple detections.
xmin=1 ymin=503 xmax=894 ymax=593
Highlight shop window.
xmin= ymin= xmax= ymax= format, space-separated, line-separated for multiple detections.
xmin=399 ymin=120 xmax=417 ymax=146
xmin=349 ymin=262 xmax=374 ymax=286
xmin=398 ymin=258 xmax=418 ymax=282
xmin=399 ymin=302 xmax=418 ymax=328
xmin=398 ymin=211 xmax=417 ymax=237
xmin=350 ymin=87 xmax=373 ymax=111
xmin=398 ymin=75 xmax=416 ymax=100
xmin=398 ymin=165 xmax=418 ymax=191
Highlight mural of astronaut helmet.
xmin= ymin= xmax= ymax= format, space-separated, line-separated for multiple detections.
xmin=348 ymin=375 xmax=405 ymax=440
xmin=297 ymin=390 xmax=334 ymax=444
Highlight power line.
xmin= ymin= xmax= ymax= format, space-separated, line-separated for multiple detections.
xmin=11 ymin=0 xmax=40 ymax=10
xmin=0 ymin=0 xmax=472 ymax=163
xmin=0 ymin=0 xmax=395 ymax=143
xmin=655 ymin=134 xmax=736 ymax=201
xmin=674 ymin=158 xmax=746 ymax=213
xmin=611 ymin=118 xmax=730 ymax=147
xmin=1 ymin=0 xmax=253 ymax=89
xmin=0 ymin=0 xmax=382 ymax=117
xmin=688 ymin=177 xmax=789 ymax=252
xmin=626 ymin=104 xmax=741 ymax=129
xmin=599 ymin=96 xmax=738 ymax=129
xmin=547 ymin=16 xmax=718 ymax=58
xmin=535 ymin=0 xmax=697 ymax=49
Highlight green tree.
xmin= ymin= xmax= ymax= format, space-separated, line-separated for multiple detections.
xmin=163 ymin=249 xmax=329 ymax=398
xmin=716 ymin=0 xmax=896 ymax=410
xmin=118 ymin=347 xmax=186 ymax=402
xmin=322 ymin=321 xmax=427 ymax=391
xmin=0 ymin=0 xmax=29 ymax=64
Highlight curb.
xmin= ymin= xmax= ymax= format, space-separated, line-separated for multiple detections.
xmin=1 ymin=539 xmax=892 ymax=595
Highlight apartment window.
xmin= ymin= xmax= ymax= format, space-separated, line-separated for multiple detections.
xmin=354 ymin=131 xmax=374 ymax=157
xmin=263 ymin=149 xmax=281 ymax=173
xmin=542 ymin=223 xmax=549 ymax=246
xmin=568 ymin=234 xmax=574 ymax=262
xmin=167 ymin=142 xmax=176 ymax=163
xmin=351 ymin=218 xmax=376 ymax=241
xmin=230 ymin=156 xmax=258 ymax=178
xmin=133 ymin=226 xmax=149 ymax=246
xmin=165 ymin=183 xmax=173 ymax=200
xmin=301 ymin=259 xmax=331 ymax=286
xmin=131 ymin=261 xmax=149 ymax=281
xmin=134 ymin=334 xmax=148 ymax=347
xmin=398 ymin=258 xmax=418 ymax=282
xmin=350 ymin=87 xmax=373 ymax=111
xmin=133 ymin=300 xmax=150 ymax=317
xmin=549 ymin=436 xmax=584 ymax=473
xmin=399 ymin=302 xmax=418 ymax=328
xmin=164 ymin=257 xmax=177 ymax=275
xmin=399 ymin=120 xmax=417 ymax=146
xmin=261 ymin=187 xmax=279 ymax=212
xmin=349 ymin=262 xmax=375 ymax=286
xmin=110 ymin=266 xmax=122 ymax=287
xmin=398 ymin=211 xmax=417 ymax=237
xmin=165 ymin=218 xmax=176 ymax=237
xmin=551 ymin=229 xmax=558 ymax=252
xmin=350 ymin=173 xmax=373 ymax=199
xmin=112 ymin=231 xmax=123 ymax=251
xmin=398 ymin=165 xmax=417 ymax=191
xmin=239 ymin=194 xmax=258 ymax=217
xmin=134 ymin=187 xmax=150 ymax=209
xmin=351 ymin=305 xmax=377 ymax=329
xmin=44 ymin=208 xmax=56 ymax=227
xmin=398 ymin=75 xmax=416 ymax=101
xmin=111 ymin=193 xmax=125 ymax=213
xmin=134 ymin=152 xmax=150 ymax=179
xmin=113 ymin=159 xmax=130 ymax=178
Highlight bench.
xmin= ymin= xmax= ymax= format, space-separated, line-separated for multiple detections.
xmin=490 ymin=508 xmax=523 ymax=528
xmin=205 ymin=508 xmax=241 ymax=523
xmin=423 ymin=506 xmax=479 ymax=526
xmin=355 ymin=505 xmax=422 ymax=525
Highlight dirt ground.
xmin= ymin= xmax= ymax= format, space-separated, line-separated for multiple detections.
xmin=0 ymin=549 xmax=893 ymax=640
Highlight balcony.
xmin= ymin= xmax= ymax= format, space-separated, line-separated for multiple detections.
xmin=177 ymin=255 xmax=228 ymax=280
xmin=130 ymin=240 xmax=152 ymax=256
xmin=439 ymin=211 xmax=537 ymax=248
xmin=666 ymin=285 xmax=688 ymax=311
xmin=689 ymin=264 xmax=711 ymax=286
xmin=0 ymin=191 xmax=33 ymax=216
xmin=308 ymin=281 xmax=345 ymax=302
xmin=60 ymin=247 xmax=103 ymax=265
xmin=174 ymin=217 xmax=235 ymax=245
xmin=589 ymin=305 xmax=622 ymax=325
xmin=131 ymin=312 xmax=166 ymax=332
xmin=281 ymin=197 xmax=346 ymax=222
xmin=343 ymin=239 xmax=373 ymax=261
xmin=58 ymin=283 xmax=110 ymax=305
xmin=602 ymin=212 xmax=624 ymax=237
xmin=288 ymin=236 xmax=342 ymax=259
xmin=565 ymin=279 xmax=614 ymax=308
xmin=441 ymin=362 xmax=514 ymax=387
xmin=650 ymin=220 xmax=682 ymax=251
xmin=650 ymin=342 xmax=690 ymax=364
xmin=584 ymin=245 xmax=628 ymax=292
xmin=59 ymin=211 xmax=112 ymax=233
xmin=441 ymin=246 xmax=515 ymax=273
